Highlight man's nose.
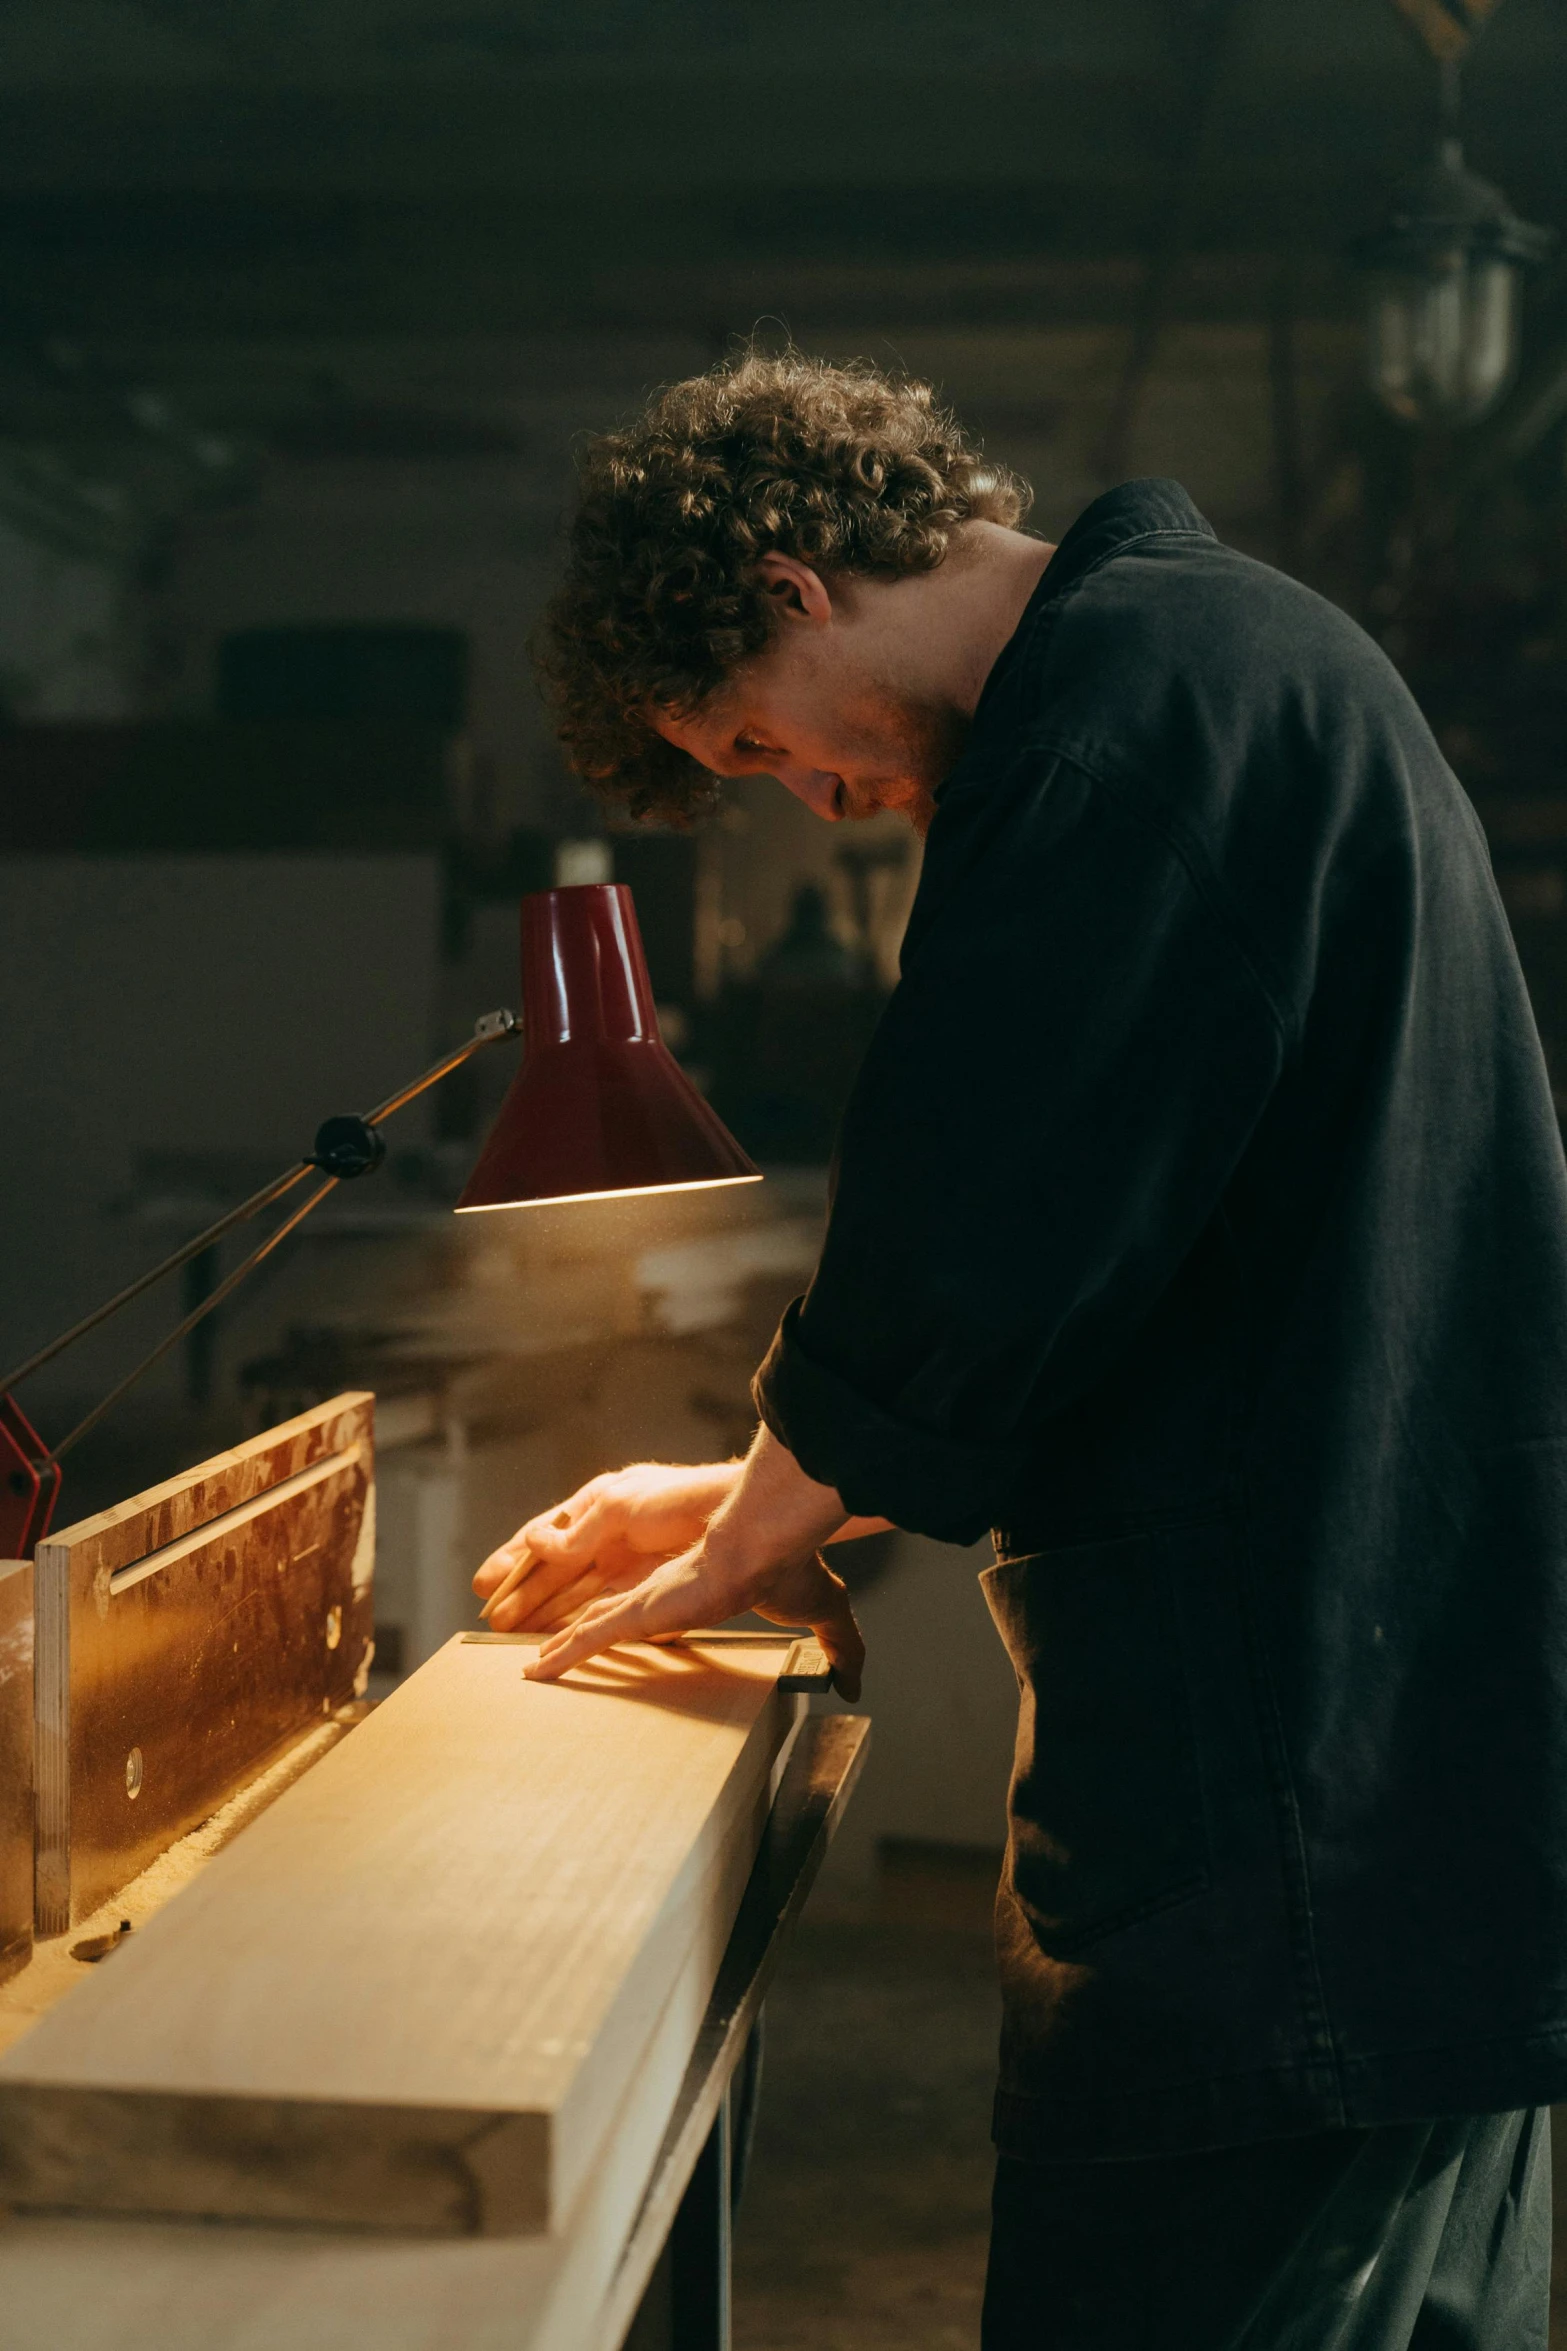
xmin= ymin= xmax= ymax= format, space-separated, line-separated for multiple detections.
xmin=777 ymin=767 xmax=844 ymax=821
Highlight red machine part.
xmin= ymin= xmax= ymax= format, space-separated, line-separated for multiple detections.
xmin=0 ymin=1393 xmax=58 ymax=1559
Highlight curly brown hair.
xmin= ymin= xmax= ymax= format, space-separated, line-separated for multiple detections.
xmin=535 ymin=347 xmax=1032 ymax=822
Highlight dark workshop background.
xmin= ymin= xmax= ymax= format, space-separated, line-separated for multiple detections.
xmin=2 ymin=4 xmax=1567 ymax=2344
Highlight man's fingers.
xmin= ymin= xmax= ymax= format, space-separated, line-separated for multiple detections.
xmin=492 ymin=1468 xmax=723 ymax=1611
xmin=480 ymin=1538 xmax=606 ymax=1624
xmin=485 ymin=1478 xmax=614 ymax=1589
xmin=493 ymin=1565 xmax=603 ymax=1636
xmin=473 ymin=1537 xmax=533 ymax=1599
xmin=485 ymin=1540 xmax=608 ymax=1628
xmin=815 ymin=1586 xmax=866 ymax=1702
xmin=474 ymin=1504 xmax=599 ymax=1598
xmin=524 ymin=1550 xmax=719 ymax=1681
xmin=478 ymin=1489 xmax=638 ymax=1620
xmin=488 ymin=1536 xmax=690 ymax=1633
xmin=475 ymin=1543 xmax=548 ymax=1614
xmin=520 ymin=1544 xmax=868 ymax=1700
xmin=524 ymin=1591 xmax=652 ymax=1682
xmin=520 ymin=1504 xmax=594 ymax=1562
xmin=756 ymin=1553 xmax=865 ymax=1701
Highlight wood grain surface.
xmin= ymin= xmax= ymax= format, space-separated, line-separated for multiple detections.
xmin=0 ymin=1633 xmax=798 ymax=2236
xmin=0 ymin=1561 xmax=32 ymax=1987
xmin=32 ymin=1393 xmax=376 ymax=1932
xmin=0 ymin=1716 xmax=868 ymax=2351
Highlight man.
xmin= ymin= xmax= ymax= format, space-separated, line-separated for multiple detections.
xmin=474 ymin=350 xmax=1567 ymax=2346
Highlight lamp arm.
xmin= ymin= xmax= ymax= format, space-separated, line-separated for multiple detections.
xmin=362 ymin=1006 xmax=519 ymax=1125
xmin=0 ymin=1007 xmax=521 ymax=1414
xmin=47 ymin=1176 xmax=341 ymax=1466
xmin=0 ymin=1160 xmax=317 ymax=1399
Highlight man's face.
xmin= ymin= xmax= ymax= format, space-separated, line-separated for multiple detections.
xmin=650 ymin=557 xmax=962 ymax=833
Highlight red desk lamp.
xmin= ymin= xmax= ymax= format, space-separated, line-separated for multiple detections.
xmin=0 ymin=884 xmax=759 ymax=1557
xmin=459 ymin=881 xmax=754 ymax=1211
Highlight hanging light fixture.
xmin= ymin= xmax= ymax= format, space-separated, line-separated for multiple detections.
xmin=1357 ymin=5 xmax=1552 ymax=429
xmin=1357 ymin=142 xmax=1552 ymax=428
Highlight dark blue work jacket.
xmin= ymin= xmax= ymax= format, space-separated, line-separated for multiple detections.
xmin=754 ymin=478 xmax=1567 ymax=2160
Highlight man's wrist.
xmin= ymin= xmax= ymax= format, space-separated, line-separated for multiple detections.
xmin=687 ymin=1460 xmax=745 ymax=1522
xmin=695 ymin=1511 xmax=765 ymax=1589
xmin=701 ymin=1495 xmax=842 ymax=1583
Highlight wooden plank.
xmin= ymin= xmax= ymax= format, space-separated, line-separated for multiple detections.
xmin=0 ymin=1634 xmax=799 ymax=2236
xmin=0 ymin=1562 xmax=32 ymax=1988
xmin=32 ymin=1393 xmax=376 ymax=1933
xmin=0 ymin=1714 xmax=867 ymax=2351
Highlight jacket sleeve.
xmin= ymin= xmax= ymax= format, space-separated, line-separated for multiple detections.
xmin=752 ymin=749 xmax=1287 ymax=1543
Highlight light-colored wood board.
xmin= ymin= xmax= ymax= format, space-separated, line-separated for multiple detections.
xmin=0 ymin=1634 xmax=797 ymax=2235
xmin=0 ymin=1715 xmax=868 ymax=2351
xmin=0 ymin=1562 xmax=32 ymax=1987
xmin=33 ymin=1393 xmax=376 ymax=1933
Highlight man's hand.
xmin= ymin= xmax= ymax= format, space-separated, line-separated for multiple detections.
xmin=524 ymin=1427 xmax=866 ymax=1700
xmin=472 ymin=1460 xmax=743 ymax=1635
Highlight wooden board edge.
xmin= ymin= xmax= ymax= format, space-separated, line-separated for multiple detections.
xmin=593 ymin=1712 xmax=871 ymax=2351
xmin=31 ymin=1549 xmax=66 ymax=1941
xmin=0 ymin=1563 xmax=32 ymax=1985
xmin=547 ymin=1678 xmax=797 ymax=2231
xmin=41 ymin=1393 xmax=376 ymax=1567
xmin=0 ymin=2083 xmax=552 ymax=2236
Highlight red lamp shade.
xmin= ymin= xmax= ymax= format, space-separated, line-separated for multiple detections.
xmin=456 ymin=883 xmax=761 ymax=1212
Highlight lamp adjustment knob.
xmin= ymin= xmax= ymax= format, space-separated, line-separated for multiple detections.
xmin=309 ymin=1115 xmax=386 ymax=1181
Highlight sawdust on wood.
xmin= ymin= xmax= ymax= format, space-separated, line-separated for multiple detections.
xmin=0 ymin=1709 xmax=363 ymax=2059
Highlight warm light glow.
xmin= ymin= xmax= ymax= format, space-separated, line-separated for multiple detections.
xmin=454 ymin=1174 xmax=764 ymax=1214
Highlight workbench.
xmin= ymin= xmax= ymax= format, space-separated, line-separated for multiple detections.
xmin=0 ymin=1399 xmax=868 ymax=2349
xmin=0 ymin=1694 xmax=863 ymax=2349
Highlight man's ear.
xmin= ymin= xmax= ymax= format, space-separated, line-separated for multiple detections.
xmin=754 ymin=552 xmax=833 ymax=625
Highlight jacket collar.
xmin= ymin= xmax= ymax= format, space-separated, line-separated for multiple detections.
xmin=1031 ymin=476 xmax=1215 ymax=615
xmin=926 ymin=480 xmax=1214 ymax=841
xmin=956 ymin=479 xmax=1215 ymax=750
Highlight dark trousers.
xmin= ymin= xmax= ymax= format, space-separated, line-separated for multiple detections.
xmin=982 ymin=2110 xmax=1551 ymax=2350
